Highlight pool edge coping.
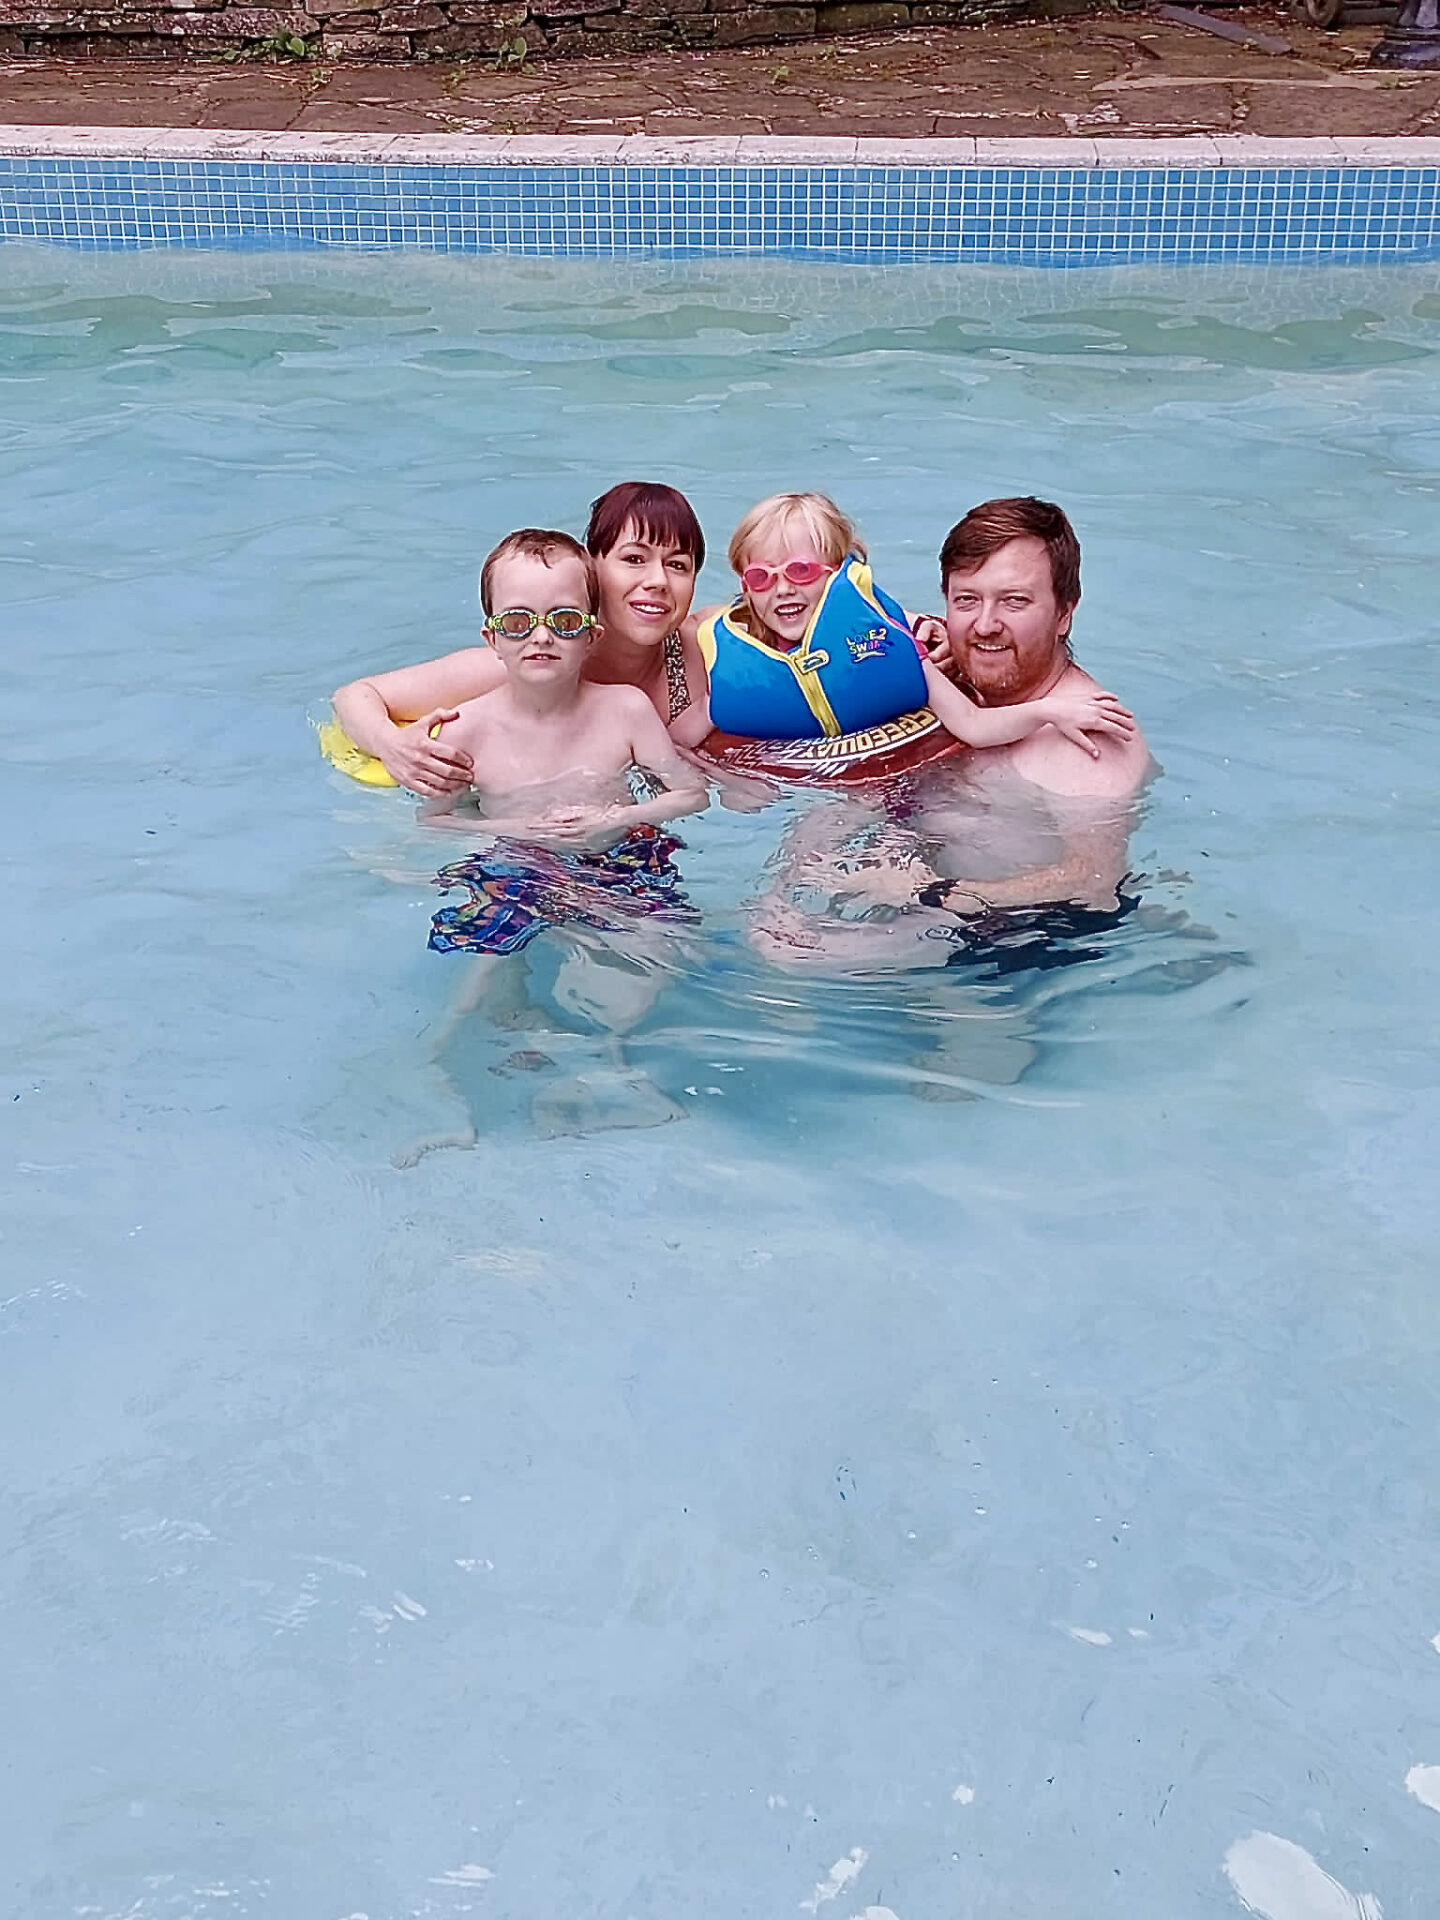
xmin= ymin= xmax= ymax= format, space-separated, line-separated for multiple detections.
xmin=6 ymin=127 xmax=1440 ymax=167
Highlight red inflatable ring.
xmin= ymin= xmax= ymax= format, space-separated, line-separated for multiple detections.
xmin=696 ymin=704 xmax=962 ymax=787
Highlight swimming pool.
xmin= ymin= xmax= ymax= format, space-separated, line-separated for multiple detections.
xmin=3 ymin=230 xmax=1439 ymax=1917
xmin=6 ymin=134 xmax=1440 ymax=263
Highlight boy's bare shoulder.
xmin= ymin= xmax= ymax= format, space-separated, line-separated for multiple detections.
xmin=440 ymin=685 xmax=506 ymax=742
xmin=583 ymin=681 xmax=654 ymax=720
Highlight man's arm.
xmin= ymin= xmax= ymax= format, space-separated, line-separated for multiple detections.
xmin=332 ymin=648 xmax=505 ymax=795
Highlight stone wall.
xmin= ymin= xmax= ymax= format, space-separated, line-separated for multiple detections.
xmin=0 ymin=0 xmax=1013 ymax=62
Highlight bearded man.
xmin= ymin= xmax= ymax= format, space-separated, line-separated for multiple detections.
xmin=749 ymin=497 xmax=1154 ymax=981
xmin=909 ymin=495 xmax=1153 ymax=923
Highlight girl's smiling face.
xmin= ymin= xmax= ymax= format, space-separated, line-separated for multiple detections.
xmin=738 ymin=526 xmax=833 ymax=649
xmin=593 ymin=519 xmax=698 ymax=649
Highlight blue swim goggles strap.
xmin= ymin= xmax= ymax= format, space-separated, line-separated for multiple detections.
xmin=484 ymin=607 xmax=596 ymax=640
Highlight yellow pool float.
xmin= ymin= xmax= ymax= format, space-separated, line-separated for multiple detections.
xmin=315 ymin=717 xmax=400 ymax=788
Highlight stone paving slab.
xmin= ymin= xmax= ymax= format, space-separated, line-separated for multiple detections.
xmin=9 ymin=123 xmax=1440 ymax=163
xmin=3 ymin=12 xmax=1440 ymax=143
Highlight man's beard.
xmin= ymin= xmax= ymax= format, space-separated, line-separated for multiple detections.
xmin=960 ymin=647 xmax=1027 ymax=703
xmin=960 ymin=637 xmax=1067 ymax=706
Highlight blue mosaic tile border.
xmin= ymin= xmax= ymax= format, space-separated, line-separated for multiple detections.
xmin=4 ymin=156 xmax=1440 ymax=263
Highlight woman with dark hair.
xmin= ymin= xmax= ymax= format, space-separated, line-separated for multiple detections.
xmin=576 ymin=480 xmax=713 ymax=753
xmin=330 ymin=481 xmax=712 ymax=796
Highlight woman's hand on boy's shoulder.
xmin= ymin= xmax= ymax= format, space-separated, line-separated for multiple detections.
xmin=382 ymin=708 xmax=474 ymax=795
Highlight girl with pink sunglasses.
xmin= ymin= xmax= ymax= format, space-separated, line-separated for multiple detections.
xmin=696 ymin=491 xmax=1134 ymax=761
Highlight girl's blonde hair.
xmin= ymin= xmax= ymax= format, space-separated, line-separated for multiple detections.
xmin=727 ymin=492 xmax=866 ymax=576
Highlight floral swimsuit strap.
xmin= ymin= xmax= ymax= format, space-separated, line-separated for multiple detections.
xmin=663 ymin=628 xmax=691 ymax=723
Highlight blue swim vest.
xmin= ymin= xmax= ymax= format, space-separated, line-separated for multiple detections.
xmin=697 ymin=558 xmax=929 ymax=741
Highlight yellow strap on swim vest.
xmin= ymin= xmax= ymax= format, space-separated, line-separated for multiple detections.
xmin=316 ymin=717 xmax=400 ymax=788
xmin=696 ymin=612 xmax=720 ymax=675
xmin=790 ymin=579 xmax=844 ymax=737
xmin=846 ymin=557 xmax=891 ymax=625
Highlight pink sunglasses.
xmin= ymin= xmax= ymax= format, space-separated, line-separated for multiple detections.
xmin=740 ymin=556 xmax=829 ymax=595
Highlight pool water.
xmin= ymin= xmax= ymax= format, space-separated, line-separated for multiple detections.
xmin=3 ymin=247 xmax=1439 ymax=1919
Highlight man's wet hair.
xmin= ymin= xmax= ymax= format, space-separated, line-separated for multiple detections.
xmin=585 ymin=481 xmax=706 ymax=569
xmin=939 ymin=497 xmax=1081 ymax=611
xmin=480 ymin=528 xmax=598 ymax=615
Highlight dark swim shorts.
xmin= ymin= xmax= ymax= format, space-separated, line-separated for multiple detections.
xmin=918 ymin=884 xmax=1141 ymax=978
xmin=427 ymin=826 xmax=697 ymax=957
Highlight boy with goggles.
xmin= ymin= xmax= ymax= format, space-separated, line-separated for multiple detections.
xmin=421 ymin=528 xmax=706 ymax=854
xmin=484 ymin=605 xmax=596 ymax=642
xmin=702 ymin=491 xmax=1134 ymax=756
xmin=406 ymin=529 xmax=706 ymax=1151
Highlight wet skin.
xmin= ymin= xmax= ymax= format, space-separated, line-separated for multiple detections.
xmin=942 ymin=534 xmax=1075 ymax=706
xmin=330 ymin=518 xmax=703 ymax=792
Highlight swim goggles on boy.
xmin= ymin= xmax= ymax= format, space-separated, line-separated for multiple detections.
xmin=484 ymin=607 xmax=596 ymax=640
xmin=740 ymin=557 xmax=829 ymax=595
